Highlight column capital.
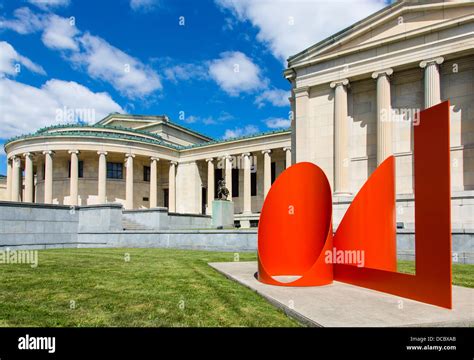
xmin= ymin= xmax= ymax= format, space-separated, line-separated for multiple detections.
xmin=294 ymin=86 xmax=310 ymax=98
xmin=42 ymin=150 xmax=55 ymax=156
xmin=205 ymin=158 xmax=214 ymax=163
xmin=371 ymin=68 xmax=393 ymax=79
xmin=23 ymin=152 xmax=34 ymax=158
xmin=125 ymin=153 xmax=135 ymax=159
xmin=170 ymin=161 xmax=178 ymax=166
xmin=150 ymin=156 xmax=160 ymax=162
xmin=68 ymin=150 xmax=80 ymax=155
xmin=283 ymin=147 xmax=291 ymax=152
xmin=419 ymin=57 xmax=444 ymax=68
xmin=330 ymin=78 xmax=349 ymax=89
xmin=261 ymin=149 xmax=272 ymax=155
xmin=97 ymin=151 xmax=108 ymax=156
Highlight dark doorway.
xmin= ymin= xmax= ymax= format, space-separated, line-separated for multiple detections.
xmin=163 ymin=188 xmax=169 ymax=208
xmin=202 ymin=187 xmax=207 ymax=214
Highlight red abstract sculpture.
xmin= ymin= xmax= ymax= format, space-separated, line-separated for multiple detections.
xmin=258 ymin=101 xmax=452 ymax=309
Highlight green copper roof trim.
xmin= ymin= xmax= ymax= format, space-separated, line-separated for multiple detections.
xmin=180 ymin=128 xmax=291 ymax=150
xmin=4 ymin=125 xmax=291 ymax=152
xmin=97 ymin=113 xmax=215 ymax=141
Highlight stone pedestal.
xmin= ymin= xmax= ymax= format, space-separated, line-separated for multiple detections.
xmin=212 ymin=200 xmax=234 ymax=228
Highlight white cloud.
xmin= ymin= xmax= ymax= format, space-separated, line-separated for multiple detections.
xmin=130 ymin=0 xmax=159 ymax=12
xmin=208 ymin=51 xmax=267 ymax=96
xmin=0 ymin=41 xmax=46 ymax=76
xmin=255 ymin=88 xmax=289 ymax=108
xmin=223 ymin=124 xmax=259 ymax=139
xmin=71 ymin=33 xmax=162 ymax=98
xmin=0 ymin=7 xmax=44 ymax=35
xmin=1 ymin=10 xmax=162 ymax=99
xmin=42 ymin=14 xmax=79 ymax=50
xmin=164 ymin=63 xmax=208 ymax=83
xmin=27 ymin=0 xmax=70 ymax=10
xmin=264 ymin=117 xmax=291 ymax=129
xmin=215 ymin=0 xmax=386 ymax=62
xmin=0 ymin=78 xmax=123 ymax=138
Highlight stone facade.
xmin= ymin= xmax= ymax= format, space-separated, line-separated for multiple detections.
xmin=3 ymin=114 xmax=290 ymax=227
xmin=285 ymin=0 xmax=474 ymax=230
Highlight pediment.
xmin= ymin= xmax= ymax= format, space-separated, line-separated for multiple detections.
xmin=289 ymin=0 xmax=474 ymax=67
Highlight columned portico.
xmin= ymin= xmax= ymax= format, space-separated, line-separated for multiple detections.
xmin=11 ymin=156 xmax=21 ymax=202
xmin=97 ymin=151 xmax=107 ymax=204
xmin=420 ymin=57 xmax=444 ymax=108
xmin=69 ymin=150 xmax=79 ymax=206
xmin=24 ymin=152 xmax=34 ymax=203
xmin=262 ymin=149 xmax=272 ymax=198
xmin=150 ymin=157 xmax=159 ymax=208
xmin=372 ymin=69 xmax=394 ymax=165
xmin=43 ymin=151 xmax=54 ymax=204
xmin=242 ymin=153 xmax=252 ymax=214
xmin=168 ymin=161 xmax=177 ymax=212
xmin=125 ymin=153 xmax=135 ymax=210
xmin=330 ymin=79 xmax=350 ymax=195
xmin=206 ymin=158 xmax=214 ymax=215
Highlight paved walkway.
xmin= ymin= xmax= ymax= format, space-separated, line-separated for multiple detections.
xmin=209 ymin=261 xmax=474 ymax=327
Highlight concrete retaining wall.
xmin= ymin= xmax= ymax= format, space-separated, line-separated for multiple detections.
xmin=123 ymin=208 xmax=211 ymax=230
xmin=0 ymin=202 xmax=473 ymax=263
xmin=0 ymin=201 xmax=79 ymax=250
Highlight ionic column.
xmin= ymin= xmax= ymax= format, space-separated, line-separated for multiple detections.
xmin=168 ymin=161 xmax=177 ymax=212
xmin=69 ymin=150 xmax=79 ymax=206
xmin=242 ymin=153 xmax=252 ymax=214
xmin=372 ymin=69 xmax=393 ymax=165
xmin=206 ymin=158 xmax=215 ymax=215
xmin=262 ymin=150 xmax=272 ymax=198
xmin=150 ymin=157 xmax=159 ymax=208
xmin=125 ymin=153 xmax=135 ymax=210
xmin=294 ymin=86 xmax=309 ymax=163
xmin=419 ymin=57 xmax=444 ymax=109
xmin=24 ymin=152 xmax=34 ymax=203
xmin=97 ymin=151 xmax=107 ymax=204
xmin=283 ymin=147 xmax=292 ymax=169
xmin=11 ymin=156 xmax=21 ymax=202
xmin=43 ymin=151 xmax=54 ymax=204
xmin=330 ymin=79 xmax=351 ymax=195
xmin=224 ymin=155 xmax=233 ymax=200
xmin=6 ymin=157 xmax=12 ymax=201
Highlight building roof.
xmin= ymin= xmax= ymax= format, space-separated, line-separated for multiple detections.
xmin=286 ymin=0 xmax=403 ymax=65
xmin=4 ymin=122 xmax=291 ymax=152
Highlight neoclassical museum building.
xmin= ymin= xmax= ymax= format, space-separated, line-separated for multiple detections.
xmin=2 ymin=0 xmax=474 ymax=230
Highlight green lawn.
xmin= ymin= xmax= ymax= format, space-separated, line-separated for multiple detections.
xmin=0 ymin=248 xmax=299 ymax=327
xmin=397 ymin=260 xmax=474 ymax=288
xmin=1 ymin=249 xmax=472 ymax=327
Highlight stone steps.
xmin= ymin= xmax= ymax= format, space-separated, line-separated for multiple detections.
xmin=122 ymin=218 xmax=150 ymax=231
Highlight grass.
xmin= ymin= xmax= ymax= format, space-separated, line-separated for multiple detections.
xmin=397 ymin=260 xmax=474 ymax=288
xmin=0 ymin=248 xmax=299 ymax=327
xmin=0 ymin=249 xmax=472 ymax=327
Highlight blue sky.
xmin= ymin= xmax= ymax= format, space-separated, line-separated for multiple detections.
xmin=0 ymin=0 xmax=389 ymax=175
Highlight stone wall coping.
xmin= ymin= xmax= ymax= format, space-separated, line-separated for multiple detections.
xmin=78 ymin=229 xmax=257 ymax=234
xmin=168 ymin=212 xmax=211 ymax=218
xmin=0 ymin=201 xmax=75 ymax=210
xmin=123 ymin=207 xmax=168 ymax=214
xmin=79 ymin=203 xmax=123 ymax=210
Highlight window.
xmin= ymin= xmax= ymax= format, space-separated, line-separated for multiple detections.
xmin=143 ymin=166 xmax=151 ymax=182
xmin=107 ymin=162 xmax=123 ymax=179
xmin=251 ymin=171 xmax=257 ymax=196
xmin=68 ymin=161 xmax=84 ymax=178
xmin=232 ymin=168 xmax=239 ymax=197
xmin=271 ymin=162 xmax=276 ymax=184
